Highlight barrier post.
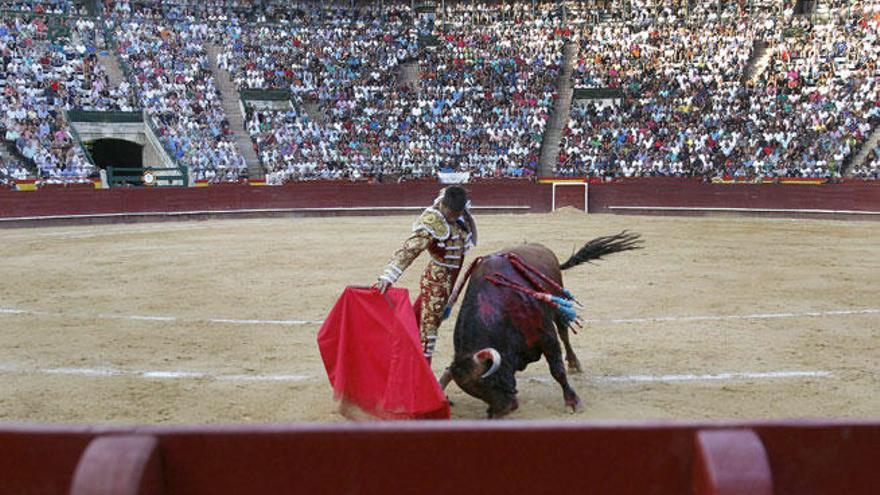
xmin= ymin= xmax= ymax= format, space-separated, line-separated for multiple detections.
xmin=693 ymin=429 xmax=774 ymax=495
xmin=70 ymin=435 xmax=163 ymax=495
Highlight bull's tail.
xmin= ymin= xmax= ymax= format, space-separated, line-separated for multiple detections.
xmin=559 ymin=231 xmax=642 ymax=270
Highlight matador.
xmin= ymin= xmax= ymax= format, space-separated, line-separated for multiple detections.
xmin=376 ymin=186 xmax=477 ymax=362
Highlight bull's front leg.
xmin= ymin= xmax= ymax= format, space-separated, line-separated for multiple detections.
xmin=438 ymin=367 xmax=456 ymax=407
xmin=438 ymin=367 xmax=453 ymax=390
xmin=543 ymin=339 xmax=583 ymax=413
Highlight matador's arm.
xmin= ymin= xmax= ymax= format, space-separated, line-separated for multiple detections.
xmin=378 ymin=230 xmax=432 ymax=285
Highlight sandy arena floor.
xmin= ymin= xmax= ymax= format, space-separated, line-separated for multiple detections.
xmin=0 ymin=210 xmax=877 ymax=424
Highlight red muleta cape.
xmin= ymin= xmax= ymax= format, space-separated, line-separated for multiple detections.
xmin=317 ymin=287 xmax=450 ymax=420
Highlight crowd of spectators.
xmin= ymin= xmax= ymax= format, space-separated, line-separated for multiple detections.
xmin=225 ymin=1 xmax=565 ymax=182
xmin=111 ymin=17 xmax=247 ymax=180
xmin=1 ymin=0 xmax=86 ymax=15
xmin=2 ymin=0 xmax=878 ymax=184
xmin=0 ymin=155 xmax=31 ymax=186
xmin=851 ymin=145 xmax=880 ymax=179
xmin=411 ymin=2 xmax=565 ymax=178
xmin=558 ymin=0 xmax=879 ymax=179
xmin=216 ymin=6 xmax=415 ymax=100
xmin=218 ymin=5 xmax=421 ymax=181
xmin=105 ymin=0 xmax=254 ymax=22
xmin=0 ymin=14 xmax=132 ymax=182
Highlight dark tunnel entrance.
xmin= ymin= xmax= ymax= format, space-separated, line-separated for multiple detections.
xmin=87 ymin=138 xmax=143 ymax=170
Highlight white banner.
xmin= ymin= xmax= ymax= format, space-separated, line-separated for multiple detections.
xmin=438 ymin=171 xmax=470 ymax=184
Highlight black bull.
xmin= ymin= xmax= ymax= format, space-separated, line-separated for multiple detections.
xmin=444 ymin=232 xmax=642 ymax=418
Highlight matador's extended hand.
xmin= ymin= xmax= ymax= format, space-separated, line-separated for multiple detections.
xmin=375 ymin=279 xmax=391 ymax=294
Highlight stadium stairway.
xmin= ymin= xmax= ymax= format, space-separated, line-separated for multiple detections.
xmin=745 ymin=40 xmax=772 ymax=85
xmin=848 ymin=126 xmax=880 ymax=175
xmin=812 ymin=1 xmax=831 ymax=22
xmin=398 ymin=60 xmax=420 ymax=90
xmin=303 ymin=99 xmax=327 ymax=126
xmin=97 ymin=50 xmax=126 ymax=88
xmin=538 ymin=41 xmax=577 ymax=176
xmin=204 ymin=43 xmax=264 ymax=181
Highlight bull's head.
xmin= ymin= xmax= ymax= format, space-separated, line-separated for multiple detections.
xmin=450 ymin=348 xmax=518 ymax=418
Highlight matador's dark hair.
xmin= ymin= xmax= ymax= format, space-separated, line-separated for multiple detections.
xmin=441 ymin=186 xmax=468 ymax=213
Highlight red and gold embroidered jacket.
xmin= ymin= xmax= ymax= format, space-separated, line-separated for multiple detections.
xmin=379 ymin=207 xmax=475 ymax=285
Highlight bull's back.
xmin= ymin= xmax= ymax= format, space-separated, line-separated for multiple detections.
xmin=472 ymin=243 xmax=562 ymax=284
xmin=456 ymin=243 xmax=562 ymax=347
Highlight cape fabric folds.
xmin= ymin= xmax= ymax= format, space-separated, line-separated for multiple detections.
xmin=317 ymin=287 xmax=450 ymax=420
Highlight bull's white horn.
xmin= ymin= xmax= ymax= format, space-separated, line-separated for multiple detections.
xmin=473 ymin=348 xmax=501 ymax=379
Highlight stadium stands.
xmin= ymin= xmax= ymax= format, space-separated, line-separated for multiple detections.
xmin=0 ymin=14 xmax=127 ymax=183
xmin=558 ymin=0 xmax=879 ymax=179
xmin=111 ymin=17 xmax=248 ymax=181
xmin=0 ymin=0 xmax=877 ymax=185
xmin=416 ymin=2 xmax=565 ymax=178
xmin=851 ymin=144 xmax=880 ymax=179
xmin=217 ymin=5 xmax=419 ymax=181
xmin=0 ymin=0 xmax=86 ymax=15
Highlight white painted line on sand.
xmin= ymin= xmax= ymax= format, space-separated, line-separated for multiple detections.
xmin=597 ymin=370 xmax=832 ymax=383
xmin=140 ymin=371 xmax=205 ymax=379
xmin=44 ymin=367 xmax=119 ymax=377
xmin=101 ymin=314 xmax=179 ymax=322
xmin=0 ymin=307 xmax=321 ymax=326
xmin=1 ymin=306 xmax=877 ymax=328
xmin=596 ymin=308 xmax=880 ymax=325
xmin=0 ymin=362 xmax=830 ymax=386
xmin=0 ymin=363 xmax=313 ymax=382
xmin=208 ymin=318 xmax=323 ymax=326
xmin=0 ymin=205 xmax=529 ymax=223
xmin=526 ymin=370 xmax=832 ymax=385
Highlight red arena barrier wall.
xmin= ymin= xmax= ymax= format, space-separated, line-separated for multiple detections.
xmin=0 ymin=180 xmax=547 ymax=223
xmin=585 ymin=179 xmax=880 ymax=216
xmin=0 ymin=179 xmax=878 ymax=226
xmin=1 ymin=421 xmax=878 ymax=495
xmin=0 ymin=426 xmax=97 ymax=495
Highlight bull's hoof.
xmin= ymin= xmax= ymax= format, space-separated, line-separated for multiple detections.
xmin=487 ymin=398 xmax=518 ymax=419
xmin=567 ymin=360 xmax=584 ymax=374
xmin=566 ymin=396 xmax=583 ymax=413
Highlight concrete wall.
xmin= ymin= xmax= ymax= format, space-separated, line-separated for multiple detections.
xmin=72 ymin=122 xmax=172 ymax=170
xmin=142 ymin=119 xmax=177 ymax=170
